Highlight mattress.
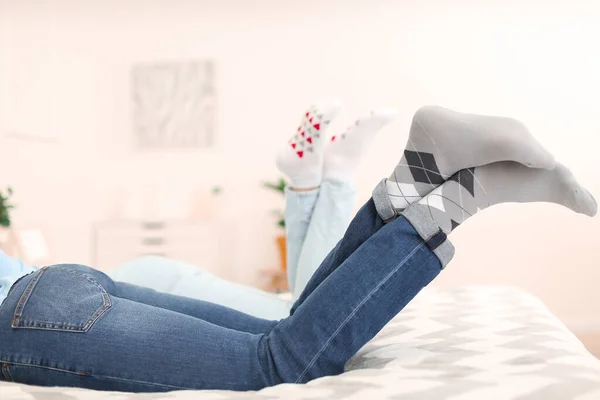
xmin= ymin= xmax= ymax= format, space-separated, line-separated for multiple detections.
xmin=1 ymin=286 xmax=599 ymax=399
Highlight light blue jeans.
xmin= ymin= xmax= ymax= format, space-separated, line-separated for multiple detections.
xmin=109 ymin=179 xmax=356 ymax=320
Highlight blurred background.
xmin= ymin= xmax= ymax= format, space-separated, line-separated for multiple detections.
xmin=0 ymin=0 xmax=599 ymax=347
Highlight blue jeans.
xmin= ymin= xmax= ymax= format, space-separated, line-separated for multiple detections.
xmin=0 ymin=199 xmax=448 ymax=392
xmin=110 ymin=179 xmax=356 ymax=319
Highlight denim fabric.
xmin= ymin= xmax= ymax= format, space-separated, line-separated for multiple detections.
xmin=110 ymin=256 xmax=292 ymax=320
xmin=291 ymin=198 xmax=385 ymax=312
xmin=0 ymin=199 xmax=446 ymax=392
xmin=402 ymin=204 xmax=455 ymax=268
xmin=284 ymin=186 xmax=320 ymax=292
xmin=291 ymin=179 xmax=355 ymax=299
xmin=109 ymin=179 xmax=355 ymax=319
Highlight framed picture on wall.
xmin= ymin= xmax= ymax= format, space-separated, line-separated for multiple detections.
xmin=131 ymin=60 xmax=216 ymax=149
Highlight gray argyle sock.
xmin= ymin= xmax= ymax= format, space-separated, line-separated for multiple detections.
xmin=385 ymin=105 xmax=556 ymax=211
xmin=403 ymin=162 xmax=597 ymax=235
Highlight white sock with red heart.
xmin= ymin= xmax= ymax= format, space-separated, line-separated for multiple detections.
xmin=324 ymin=109 xmax=398 ymax=182
xmin=276 ymin=100 xmax=343 ymax=188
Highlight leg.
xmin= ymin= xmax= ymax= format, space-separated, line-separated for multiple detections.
xmin=290 ymin=197 xmax=384 ymax=312
xmin=0 ymin=265 xmax=279 ymax=392
xmin=102 ymin=161 xmax=594 ymax=388
xmin=110 ymin=256 xmax=291 ymax=320
xmin=269 ymin=206 xmax=448 ymax=383
xmin=276 ymin=100 xmax=343 ymax=289
xmin=291 ymin=179 xmax=355 ymax=298
xmin=283 ymin=187 xmax=319 ymax=294
xmin=71 ymin=263 xmax=277 ymax=335
xmin=288 ymin=109 xmax=398 ymax=297
xmin=0 ymin=198 xmax=449 ymax=391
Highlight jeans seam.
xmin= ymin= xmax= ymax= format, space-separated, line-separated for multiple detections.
xmin=0 ymin=361 xmax=190 ymax=391
xmin=1 ymin=362 xmax=13 ymax=382
xmin=4 ymin=273 xmax=27 ymax=303
xmin=11 ymin=267 xmax=47 ymax=327
xmin=0 ymin=272 xmax=29 ymax=314
xmin=294 ymin=242 xmax=426 ymax=383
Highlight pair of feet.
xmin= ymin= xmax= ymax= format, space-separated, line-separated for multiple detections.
xmin=275 ymin=100 xmax=397 ymax=188
xmin=277 ymin=101 xmax=597 ymax=233
xmin=386 ymin=106 xmax=596 ymax=233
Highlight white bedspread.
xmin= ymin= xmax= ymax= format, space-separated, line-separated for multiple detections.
xmin=1 ymin=286 xmax=599 ymax=399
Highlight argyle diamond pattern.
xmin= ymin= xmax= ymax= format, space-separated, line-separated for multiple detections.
xmin=386 ymin=150 xmax=449 ymax=211
xmin=413 ymin=166 xmax=488 ymax=233
xmin=404 ymin=150 xmax=445 ymax=185
xmin=448 ymin=167 xmax=476 ymax=197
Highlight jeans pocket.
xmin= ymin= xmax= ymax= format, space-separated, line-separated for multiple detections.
xmin=11 ymin=266 xmax=112 ymax=332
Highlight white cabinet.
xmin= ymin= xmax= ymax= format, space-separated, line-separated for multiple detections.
xmin=92 ymin=220 xmax=221 ymax=273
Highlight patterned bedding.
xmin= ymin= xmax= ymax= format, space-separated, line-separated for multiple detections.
xmin=1 ymin=286 xmax=599 ymax=400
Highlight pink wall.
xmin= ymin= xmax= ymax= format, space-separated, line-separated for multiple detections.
xmin=1 ymin=0 xmax=599 ymax=332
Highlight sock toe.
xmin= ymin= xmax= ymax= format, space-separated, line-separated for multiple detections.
xmin=552 ymin=164 xmax=594 ymax=216
xmin=563 ymin=181 xmax=597 ymax=217
xmin=577 ymin=188 xmax=598 ymax=217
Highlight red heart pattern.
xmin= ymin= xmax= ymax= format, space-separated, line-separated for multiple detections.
xmin=288 ymin=106 xmax=330 ymax=158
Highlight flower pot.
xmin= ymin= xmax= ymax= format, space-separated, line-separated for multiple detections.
xmin=276 ymin=234 xmax=287 ymax=272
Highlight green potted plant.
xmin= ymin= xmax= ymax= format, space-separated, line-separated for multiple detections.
xmin=263 ymin=177 xmax=287 ymax=271
xmin=0 ymin=186 xmax=15 ymax=244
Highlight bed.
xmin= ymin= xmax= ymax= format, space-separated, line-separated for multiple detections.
xmin=1 ymin=286 xmax=599 ymax=399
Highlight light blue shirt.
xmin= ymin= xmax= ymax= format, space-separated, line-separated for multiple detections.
xmin=0 ymin=250 xmax=39 ymax=305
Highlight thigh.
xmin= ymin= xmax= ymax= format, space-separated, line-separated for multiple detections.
xmin=0 ymin=266 xmax=277 ymax=392
xmin=111 ymin=256 xmax=291 ymax=320
xmin=70 ymin=263 xmax=277 ymax=334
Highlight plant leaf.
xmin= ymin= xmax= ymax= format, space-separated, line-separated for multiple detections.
xmin=263 ymin=177 xmax=288 ymax=195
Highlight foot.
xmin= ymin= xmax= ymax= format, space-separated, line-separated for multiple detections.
xmin=385 ymin=105 xmax=556 ymax=210
xmin=323 ymin=109 xmax=398 ymax=182
xmin=405 ymin=161 xmax=597 ymax=234
xmin=276 ymin=100 xmax=343 ymax=188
